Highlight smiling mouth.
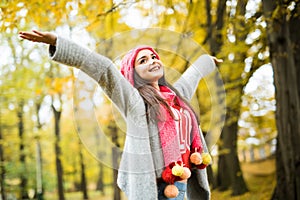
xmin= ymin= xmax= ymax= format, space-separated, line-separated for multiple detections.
xmin=149 ymin=66 xmax=160 ymax=72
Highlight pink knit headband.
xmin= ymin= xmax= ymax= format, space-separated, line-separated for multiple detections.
xmin=120 ymin=46 xmax=160 ymax=86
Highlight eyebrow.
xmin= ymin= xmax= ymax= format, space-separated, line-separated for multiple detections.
xmin=136 ymin=53 xmax=155 ymax=62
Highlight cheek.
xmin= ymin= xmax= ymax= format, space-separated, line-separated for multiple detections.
xmin=134 ymin=66 xmax=147 ymax=78
xmin=135 ymin=63 xmax=149 ymax=72
xmin=157 ymin=60 xmax=163 ymax=65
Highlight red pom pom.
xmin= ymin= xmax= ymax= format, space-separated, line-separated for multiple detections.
xmin=177 ymin=161 xmax=183 ymax=166
xmin=162 ymin=166 xmax=176 ymax=184
xmin=163 ymin=161 xmax=190 ymax=184
xmin=168 ymin=162 xmax=176 ymax=168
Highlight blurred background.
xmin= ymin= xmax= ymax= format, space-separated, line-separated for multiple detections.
xmin=0 ymin=0 xmax=299 ymax=200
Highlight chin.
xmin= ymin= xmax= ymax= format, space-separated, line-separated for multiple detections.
xmin=155 ymin=74 xmax=164 ymax=81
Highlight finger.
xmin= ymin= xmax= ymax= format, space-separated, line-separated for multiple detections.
xmin=19 ymin=34 xmax=38 ymax=42
xmin=19 ymin=31 xmax=38 ymax=38
xmin=212 ymin=57 xmax=223 ymax=63
xmin=216 ymin=58 xmax=223 ymax=63
xmin=19 ymin=31 xmax=33 ymax=35
xmin=32 ymin=30 xmax=44 ymax=36
xmin=20 ymin=36 xmax=35 ymax=42
xmin=19 ymin=34 xmax=31 ymax=40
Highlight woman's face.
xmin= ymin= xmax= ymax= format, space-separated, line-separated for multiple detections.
xmin=134 ymin=49 xmax=164 ymax=84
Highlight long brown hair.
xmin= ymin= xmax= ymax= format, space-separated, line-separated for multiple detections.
xmin=134 ymin=71 xmax=199 ymax=123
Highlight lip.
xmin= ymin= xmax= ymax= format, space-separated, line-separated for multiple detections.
xmin=149 ymin=65 xmax=161 ymax=72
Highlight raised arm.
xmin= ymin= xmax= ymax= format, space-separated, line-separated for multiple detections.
xmin=173 ymin=54 xmax=221 ymax=100
xmin=19 ymin=30 xmax=141 ymax=117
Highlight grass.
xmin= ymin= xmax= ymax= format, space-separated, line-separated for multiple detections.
xmin=211 ymin=173 xmax=276 ymax=200
xmin=44 ymin=159 xmax=276 ymax=200
xmin=211 ymin=158 xmax=276 ymax=200
xmin=45 ymin=187 xmax=128 ymax=200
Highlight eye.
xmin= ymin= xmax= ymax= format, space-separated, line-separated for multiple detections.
xmin=152 ymin=55 xmax=157 ymax=59
xmin=139 ymin=59 xmax=146 ymax=64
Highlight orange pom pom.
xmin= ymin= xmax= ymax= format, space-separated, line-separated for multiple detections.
xmin=164 ymin=184 xmax=179 ymax=198
xmin=180 ymin=167 xmax=191 ymax=180
xmin=190 ymin=152 xmax=202 ymax=165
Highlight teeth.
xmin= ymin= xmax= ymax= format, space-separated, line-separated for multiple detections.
xmin=150 ymin=66 xmax=159 ymax=72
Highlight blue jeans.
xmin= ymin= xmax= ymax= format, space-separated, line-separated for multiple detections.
xmin=157 ymin=181 xmax=187 ymax=200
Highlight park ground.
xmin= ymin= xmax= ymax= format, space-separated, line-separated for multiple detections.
xmin=44 ymin=158 xmax=275 ymax=200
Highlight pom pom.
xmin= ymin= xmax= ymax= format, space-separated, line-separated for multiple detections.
xmin=180 ymin=167 xmax=191 ymax=180
xmin=168 ymin=161 xmax=182 ymax=168
xmin=172 ymin=163 xmax=184 ymax=176
xmin=201 ymin=153 xmax=212 ymax=165
xmin=190 ymin=152 xmax=202 ymax=165
xmin=162 ymin=166 xmax=176 ymax=184
xmin=164 ymin=184 xmax=179 ymax=198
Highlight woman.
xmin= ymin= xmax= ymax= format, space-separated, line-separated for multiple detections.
xmin=19 ymin=30 xmax=221 ymax=200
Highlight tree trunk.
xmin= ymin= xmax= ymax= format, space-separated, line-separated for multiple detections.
xmin=52 ymin=105 xmax=65 ymax=200
xmin=225 ymin=0 xmax=249 ymax=194
xmin=219 ymin=119 xmax=248 ymax=195
xmin=109 ymin=124 xmax=121 ymax=200
xmin=95 ymin=128 xmax=105 ymax=195
xmin=204 ymin=0 xmax=227 ymax=190
xmin=35 ymin=139 xmax=43 ymax=200
xmin=216 ymin=151 xmax=230 ymax=191
xmin=205 ymin=0 xmax=249 ymax=195
xmin=262 ymin=1 xmax=300 ymax=199
xmin=0 ymin=108 xmax=6 ymax=200
xmin=210 ymin=0 xmax=249 ymax=195
xmin=79 ymin=142 xmax=89 ymax=200
xmin=17 ymin=100 xmax=28 ymax=199
xmin=209 ymin=0 xmax=227 ymax=55
xmin=96 ymin=162 xmax=104 ymax=194
xmin=35 ymin=102 xmax=44 ymax=200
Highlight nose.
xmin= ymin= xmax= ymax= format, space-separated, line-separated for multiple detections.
xmin=149 ymin=58 xmax=155 ymax=65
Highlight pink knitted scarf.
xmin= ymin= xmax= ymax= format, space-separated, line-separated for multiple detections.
xmin=158 ymin=86 xmax=203 ymax=166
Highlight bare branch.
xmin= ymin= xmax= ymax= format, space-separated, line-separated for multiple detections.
xmin=96 ymin=1 xmax=136 ymax=17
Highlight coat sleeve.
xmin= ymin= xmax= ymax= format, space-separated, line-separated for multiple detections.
xmin=49 ymin=36 xmax=142 ymax=117
xmin=173 ymin=54 xmax=216 ymax=100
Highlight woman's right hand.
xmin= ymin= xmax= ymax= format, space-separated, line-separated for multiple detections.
xmin=19 ymin=30 xmax=57 ymax=46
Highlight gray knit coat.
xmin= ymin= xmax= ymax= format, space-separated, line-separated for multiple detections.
xmin=49 ymin=36 xmax=216 ymax=200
